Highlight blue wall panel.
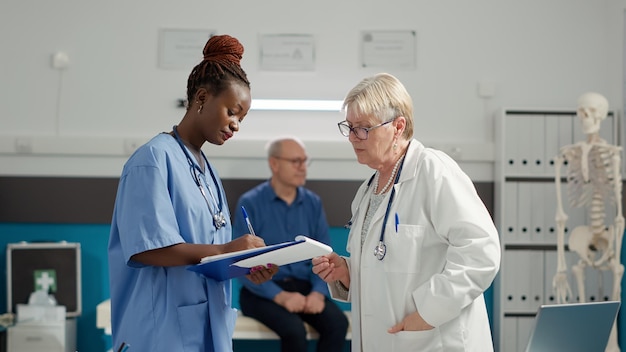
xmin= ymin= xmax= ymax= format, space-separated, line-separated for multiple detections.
xmin=0 ymin=223 xmax=576 ymax=352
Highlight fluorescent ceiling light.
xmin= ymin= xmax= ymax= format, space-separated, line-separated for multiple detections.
xmin=251 ymin=99 xmax=343 ymax=111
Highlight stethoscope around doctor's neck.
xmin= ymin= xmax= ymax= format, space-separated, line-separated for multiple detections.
xmin=355 ymin=154 xmax=407 ymax=261
xmin=172 ymin=125 xmax=227 ymax=230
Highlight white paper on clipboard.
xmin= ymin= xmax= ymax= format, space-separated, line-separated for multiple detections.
xmin=233 ymin=235 xmax=332 ymax=268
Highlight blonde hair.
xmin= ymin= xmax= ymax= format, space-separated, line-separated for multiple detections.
xmin=342 ymin=73 xmax=414 ymax=139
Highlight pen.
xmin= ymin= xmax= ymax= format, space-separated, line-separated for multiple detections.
xmin=241 ymin=206 xmax=257 ymax=236
xmin=395 ymin=213 xmax=399 ymax=233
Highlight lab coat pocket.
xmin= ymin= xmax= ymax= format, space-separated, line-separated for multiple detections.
xmin=177 ymin=301 xmax=208 ymax=352
xmin=393 ymin=329 xmax=443 ymax=351
xmin=383 ymin=224 xmax=425 ymax=273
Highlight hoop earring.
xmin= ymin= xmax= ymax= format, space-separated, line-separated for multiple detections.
xmin=197 ymin=104 xmax=203 ymax=114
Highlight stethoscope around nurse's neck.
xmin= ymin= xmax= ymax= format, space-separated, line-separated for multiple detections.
xmin=171 ymin=125 xmax=226 ymax=230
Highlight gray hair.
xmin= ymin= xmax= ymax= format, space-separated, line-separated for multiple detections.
xmin=265 ymin=136 xmax=306 ymax=158
xmin=342 ymin=73 xmax=414 ymax=139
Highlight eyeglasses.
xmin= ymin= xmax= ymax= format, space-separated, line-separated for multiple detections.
xmin=337 ymin=118 xmax=395 ymax=140
xmin=273 ymin=156 xmax=312 ymax=167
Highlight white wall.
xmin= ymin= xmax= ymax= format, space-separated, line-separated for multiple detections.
xmin=0 ymin=0 xmax=624 ymax=181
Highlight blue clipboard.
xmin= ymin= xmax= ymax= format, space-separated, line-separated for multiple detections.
xmin=187 ymin=240 xmax=297 ymax=281
xmin=187 ymin=235 xmax=332 ymax=281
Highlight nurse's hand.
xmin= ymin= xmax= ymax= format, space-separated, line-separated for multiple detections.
xmin=224 ymin=234 xmax=266 ymax=253
xmin=388 ymin=311 xmax=434 ymax=333
xmin=312 ymin=253 xmax=349 ymax=286
xmin=246 ymin=263 xmax=279 ymax=284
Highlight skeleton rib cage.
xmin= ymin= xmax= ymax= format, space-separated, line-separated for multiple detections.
xmin=563 ymin=143 xmax=621 ymax=236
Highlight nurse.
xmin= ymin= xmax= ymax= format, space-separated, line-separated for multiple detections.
xmin=312 ymin=73 xmax=501 ymax=351
xmin=108 ymin=34 xmax=278 ymax=352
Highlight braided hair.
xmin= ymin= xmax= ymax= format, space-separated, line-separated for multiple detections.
xmin=186 ymin=34 xmax=250 ymax=109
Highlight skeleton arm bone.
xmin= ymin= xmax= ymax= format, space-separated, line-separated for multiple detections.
xmin=612 ymin=151 xmax=624 ymax=265
xmin=553 ymin=152 xmax=573 ymax=303
xmin=592 ymin=148 xmax=624 ymax=268
xmin=611 ymin=150 xmax=624 ymax=303
xmin=554 ymin=153 xmax=569 ymax=269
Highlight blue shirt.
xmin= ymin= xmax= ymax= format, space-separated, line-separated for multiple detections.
xmin=108 ymin=133 xmax=236 ymax=352
xmin=233 ymin=181 xmax=331 ymax=300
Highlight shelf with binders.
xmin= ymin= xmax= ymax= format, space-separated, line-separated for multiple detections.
xmin=499 ymin=178 xmax=618 ymax=247
xmin=498 ymin=109 xmax=617 ymax=179
xmin=495 ymin=247 xmax=615 ymax=351
xmin=493 ymin=108 xmax=620 ymax=352
xmin=496 ymin=109 xmax=618 ymax=246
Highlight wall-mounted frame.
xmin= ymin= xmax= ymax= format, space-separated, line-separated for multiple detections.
xmin=259 ymin=34 xmax=315 ymax=71
xmin=158 ymin=28 xmax=215 ymax=69
xmin=361 ymin=30 xmax=416 ymax=69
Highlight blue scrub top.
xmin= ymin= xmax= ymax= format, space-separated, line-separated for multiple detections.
xmin=108 ymin=133 xmax=235 ymax=352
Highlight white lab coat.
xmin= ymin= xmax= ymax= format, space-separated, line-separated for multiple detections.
xmin=330 ymin=140 xmax=501 ymax=352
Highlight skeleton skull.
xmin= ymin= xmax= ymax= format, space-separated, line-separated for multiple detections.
xmin=577 ymin=92 xmax=609 ymax=135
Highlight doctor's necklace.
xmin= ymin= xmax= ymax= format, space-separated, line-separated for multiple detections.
xmin=374 ymin=154 xmax=405 ymax=194
xmin=172 ymin=125 xmax=226 ymax=230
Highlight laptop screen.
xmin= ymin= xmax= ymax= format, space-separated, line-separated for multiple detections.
xmin=525 ymin=301 xmax=620 ymax=352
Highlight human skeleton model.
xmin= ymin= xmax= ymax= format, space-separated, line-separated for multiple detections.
xmin=553 ymin=92 xmax=624 ymax=352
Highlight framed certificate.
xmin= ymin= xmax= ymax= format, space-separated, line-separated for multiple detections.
xmin=158 ymin=28 xmax=215 ymax=69
xmin=361 ymin=30 xmax=416 ymax=69
xmin=259 ymin=34 xmax=316 ymax=71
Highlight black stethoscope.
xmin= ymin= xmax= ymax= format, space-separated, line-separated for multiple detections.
xmin=172 ymin=125 xmax=226 ymax=230
xmin=347 ymin=152 xmax=406 ymax=261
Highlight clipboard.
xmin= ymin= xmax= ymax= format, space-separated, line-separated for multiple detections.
xmin=187 ymin=235 xmax=332 ymax=281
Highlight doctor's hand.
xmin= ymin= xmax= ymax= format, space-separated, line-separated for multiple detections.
xmin=388 ymin=311 xmax=434 ymax=333
xmin=312 ymin=253 xmax=350 ymax=286
xmin=246 ymin=263 xmax=279 ymax=285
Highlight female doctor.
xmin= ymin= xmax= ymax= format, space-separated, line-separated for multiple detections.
xmin=312 ymin=73 xmax=501 ymax=351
